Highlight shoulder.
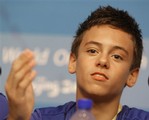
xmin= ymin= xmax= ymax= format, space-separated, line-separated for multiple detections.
xmin=38 ymin=101 xmax=76 ymax=115
xmin=0 ymin=93 xmax=8 ymax=108
xmin=0 ymin=93 xmax=9 ymax=120
xmin=0 ymin=93 xmax=7 ymax=100
xmin=117 ymin=105 xmax=149 ymax=120
xmin=31 ymin=101 xmax=76 ymax=120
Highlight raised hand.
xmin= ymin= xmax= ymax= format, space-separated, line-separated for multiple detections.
xmin=5 ymin=49 xmax=37 ymax=120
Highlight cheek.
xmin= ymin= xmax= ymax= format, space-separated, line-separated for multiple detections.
xmin=76 ymin=61 xmax=88 ymax=75
xmin=75 ymin=57 xmax=92 ymax=81
xmin=111 ymin=67 xmax=130 ymax=86
xmin=76 ymin=55 xmax=94 ymax=69
xmin=108 ymin=69 xmax=130 ymax=95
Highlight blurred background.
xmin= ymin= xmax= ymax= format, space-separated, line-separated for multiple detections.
xmin=0 ymin=0 xmax=149 ymax=110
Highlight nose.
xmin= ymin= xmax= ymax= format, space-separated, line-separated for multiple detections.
xmin=96 ymin=53 xmax=109 ymax=69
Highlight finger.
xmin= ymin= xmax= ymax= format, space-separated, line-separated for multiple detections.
xmin=17 ymin=70 xmax=37 ymax=97
xmin=5 ymin=59 xmax=35 ymax=96
xmin=6 ymin=49 xmax=35 ymax=87
xmin=12 ymin=49 xmax=34 ymax=74
xmin=12 ymin=59 xmax=36 ymax=89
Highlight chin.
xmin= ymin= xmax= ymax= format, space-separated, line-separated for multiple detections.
xmin=84 ymin=89 xmax=108 ymax=99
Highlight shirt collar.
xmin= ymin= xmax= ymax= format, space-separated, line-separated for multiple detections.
xmin=112 ymin=104 xmax=122 ymax=120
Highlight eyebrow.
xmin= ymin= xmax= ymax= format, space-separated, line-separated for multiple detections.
xmin=112 ymin=46 xmax=129 ymax=55
xmin=84 ymin=41 xmax=102 ymax=47
xmin=84 ymin=41 xmax=129 ymax=55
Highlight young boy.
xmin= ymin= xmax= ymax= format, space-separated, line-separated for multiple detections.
xmin=5 ymin=5 xmax=149 ymax=120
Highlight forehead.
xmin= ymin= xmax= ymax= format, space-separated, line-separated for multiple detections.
xmin=80 ymin=25 xmax=134 ymax=49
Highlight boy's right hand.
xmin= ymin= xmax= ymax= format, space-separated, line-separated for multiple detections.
xmin=5 ymin=49 xmax=37 ymax=120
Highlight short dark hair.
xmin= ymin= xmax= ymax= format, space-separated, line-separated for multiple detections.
xmin=71 ymin=5 xmax=143 ymax=70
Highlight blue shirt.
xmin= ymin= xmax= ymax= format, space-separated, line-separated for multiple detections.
xmin=0 ymin=93 xmax=9 ymax=120
xmin=31 ymin=101 xmax=149 ymax=120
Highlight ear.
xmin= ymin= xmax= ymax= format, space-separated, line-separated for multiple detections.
xmin=68 ymin=53 xmax=77 ymax=74
xmin=126 ymin=68 xmax=139 ymax=87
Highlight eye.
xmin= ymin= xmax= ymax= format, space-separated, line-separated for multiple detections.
xmin=112 ymin=54 xmax=123 ymax=60
xmin=87 ymin=49 xmax=98 ymax=55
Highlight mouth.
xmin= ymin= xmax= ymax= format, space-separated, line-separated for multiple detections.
xmin=91 ymin=72 xmax=109 ymax=81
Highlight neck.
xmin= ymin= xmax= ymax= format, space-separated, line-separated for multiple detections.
xmin=91 ymin=99 xmax=120 ymax=120
xmin=76 ymin=92 xmax=122 ymax=120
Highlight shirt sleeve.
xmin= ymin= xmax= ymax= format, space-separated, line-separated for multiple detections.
xmin=0 ymin=93 xmax=9 ymax=120
xmin=31 ymin=109 xmax=42 ymax=120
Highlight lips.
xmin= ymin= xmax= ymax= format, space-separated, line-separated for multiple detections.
xmin=91 ymin=72 xmax=109 ymax=81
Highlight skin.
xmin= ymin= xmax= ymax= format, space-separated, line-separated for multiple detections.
xmin=5 ymin=25 xmax=139 ymax=120
xmin=5 ymin=49 xmax=36 ymax=120
xmin=68 ymin=25 xmax=139 ymax=120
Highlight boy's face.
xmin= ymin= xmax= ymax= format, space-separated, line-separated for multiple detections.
xmin=69 ymin=25 xmax=139 ymax=100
